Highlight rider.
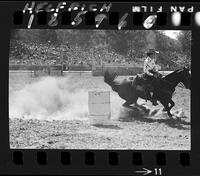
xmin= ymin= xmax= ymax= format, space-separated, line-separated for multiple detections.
xmin=143 ymin=48 xmax=162 ymax=106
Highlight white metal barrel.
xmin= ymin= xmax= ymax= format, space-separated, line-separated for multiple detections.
xmin=88 ymin=91 xmax=111 ymax=125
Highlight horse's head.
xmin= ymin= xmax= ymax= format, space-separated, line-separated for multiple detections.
xmin=178 ymin=66 xmax=191 ymax=89
xmin=164 ymin=66 xmax=191 ymax=90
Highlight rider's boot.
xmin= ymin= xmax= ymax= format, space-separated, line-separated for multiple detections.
xmin=151 ymin=93 xmax=158 ymax=106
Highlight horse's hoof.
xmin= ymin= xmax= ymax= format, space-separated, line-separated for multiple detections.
xmin=168 ymin=113 xmax=173 ymax=118
xmin=149 ymin=109 xmax=158 ymax=116
xmin=152 ymin=102 xmax=158 ymax=106
xmin=162 ymin=108 xmax=167 ymax=112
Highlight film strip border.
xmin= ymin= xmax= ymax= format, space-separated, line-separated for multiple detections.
xmin=1 ymin=1 xmax=196 ymax=174
xmin=13 ymin=11 xmax=198 ymax=28
xmin=12 ymin=2 xmax=200 ymax=29
xmin=12 ymin=151 xmax=190 ymax=166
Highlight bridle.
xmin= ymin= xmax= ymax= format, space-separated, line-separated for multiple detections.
xmin=177 ymin=82 xmax=185 ymax=88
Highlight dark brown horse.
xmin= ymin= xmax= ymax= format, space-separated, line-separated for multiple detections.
xmin=104 ymin=67 xmax=191 ymax=117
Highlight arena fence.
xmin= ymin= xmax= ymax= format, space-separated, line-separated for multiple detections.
xmin=92 ymin=65 xmax=144 ymax=76
xmin=9 ymin=64 xmax=64 ymax=76
xmin=9 ymin=64 xmax=91 ymax=71
xmin=9 ymin=64 xmax=63 ymax=71
xmin=68 ymin=65 xmax=91 ymax=71
xmin=9 ymin=64 xmax=175 ymax=77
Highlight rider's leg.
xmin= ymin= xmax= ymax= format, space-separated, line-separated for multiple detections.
xmin=151 ymin=91 xmax=158 ymax=106
xmin=142 ymin=74 xmax=158 ymax=105
xmin=144 ymin=88 xmax=152 ymax=102
xmin=149 ymin=77 xmax=159 ymax=106
xmin=143 ymin=84 xmax=157 ymax=105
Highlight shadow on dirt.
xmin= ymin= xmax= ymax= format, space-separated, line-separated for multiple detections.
xmin=118 ymin=105 xmax=190 ymax=130
xmin=93 ymin=124 xmax=122 ymax=130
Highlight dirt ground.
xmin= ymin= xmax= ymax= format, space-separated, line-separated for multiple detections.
xmin=9 ymin=72 xmax=191 ymax=150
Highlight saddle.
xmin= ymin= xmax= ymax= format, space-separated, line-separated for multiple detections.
xmin=131 ymin=73 xmax=147 ymax=91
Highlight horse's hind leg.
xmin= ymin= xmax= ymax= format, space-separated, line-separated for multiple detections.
xmin=123 ymin=97 xmax=138 ymax=108
xmin=123 ymin=101 xmax=131 ymax=107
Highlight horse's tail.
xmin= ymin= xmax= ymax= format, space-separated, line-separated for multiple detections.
xmin=104 ymin=70 xmax=119 ymax=92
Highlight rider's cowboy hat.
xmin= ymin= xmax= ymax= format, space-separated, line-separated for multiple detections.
xmin=146 ymin=48 xmax=159 ymax=54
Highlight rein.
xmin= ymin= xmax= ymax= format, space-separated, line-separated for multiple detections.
xmin=162 ymin=77 xmax=184 ymax=89
xmin=161 ymin=77 xmax=174 ymax=86
xmin=162 ymin=71 xmax=186 ymax=89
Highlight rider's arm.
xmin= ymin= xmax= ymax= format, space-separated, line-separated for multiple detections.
xmin=150 ymin=59 xmax=158 ymax=71
xmin=155 ymin=64 xmax=161 ymax=71
xmin=150 ymin=60 xmax=161 ymax=73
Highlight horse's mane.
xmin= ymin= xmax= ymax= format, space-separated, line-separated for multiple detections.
xmin=164 ymin=68 xmax=182 ymax=80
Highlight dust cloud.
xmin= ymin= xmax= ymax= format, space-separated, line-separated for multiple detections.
xmin=9 ymin=75 xmax=187 ymax=122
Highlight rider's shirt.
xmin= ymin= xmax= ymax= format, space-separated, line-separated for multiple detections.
xmin=144 ymin=57 xmax=159 ymax=76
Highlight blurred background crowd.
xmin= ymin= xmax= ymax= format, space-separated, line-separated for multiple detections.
xmin=9 ymin=29 xmax=191 ymax=70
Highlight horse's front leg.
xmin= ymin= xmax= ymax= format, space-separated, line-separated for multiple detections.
xmin=162 ymin=99 xmax=175 ymax=112
xmin=160 ymin=100 xmax=173 ymax=117
xmin=169 ymin=99 xmax=175 ymax=111
xmin=162 ymin=100 xmax=174 ymax=112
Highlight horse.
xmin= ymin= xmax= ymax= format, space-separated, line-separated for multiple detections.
xmin=104 ymin=67 xmax=191 ymax=117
